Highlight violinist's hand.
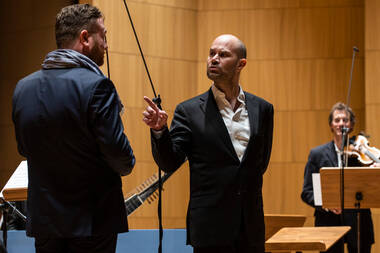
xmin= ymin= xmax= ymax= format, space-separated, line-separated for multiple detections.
xmin=371 ymin=163 xmax=380 ymax=168
xmin=330 ymin=208 xmax=342 ymax=215
xmin=324 ymin=208 xmax=341 ymax=215
xmin=142 ymin=96 xmax=168 ymax=131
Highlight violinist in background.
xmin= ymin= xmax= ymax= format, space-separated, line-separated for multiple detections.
xmin=301 ymin=102 xmax=374 ymax=253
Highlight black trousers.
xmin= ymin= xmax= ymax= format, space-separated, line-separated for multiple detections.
xmin=34 ymin=234 xmax=117 ymax=253
xmin=193 ymin=219 xmax=263 ymax=253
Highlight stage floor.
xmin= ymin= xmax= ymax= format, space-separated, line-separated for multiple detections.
xmin=0 ymin=229 xmax=193 ymax=253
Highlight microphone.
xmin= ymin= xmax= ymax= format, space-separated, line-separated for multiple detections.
xmin=341 ymin=127 xmax=349 ymax=134
xmin=353 ymin=46 xmax=359 ymax=52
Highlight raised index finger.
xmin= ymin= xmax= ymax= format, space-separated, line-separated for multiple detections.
xmin=143 ymin=96 xmax=159 ymax=113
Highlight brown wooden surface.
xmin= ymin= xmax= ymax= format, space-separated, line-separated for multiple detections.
xmin=320 ymin=167 xmax=380 ymax=209
xmin=2 ymin=188 xmax=27 ymax=202
xmin=265 ymin=226 xmax=351 ymax=252
xmin=264 ymin=214 xmax=306 ymax=240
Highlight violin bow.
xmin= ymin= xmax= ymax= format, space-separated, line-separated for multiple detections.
xmin=121 ymin=1 xmax=164 ymax=253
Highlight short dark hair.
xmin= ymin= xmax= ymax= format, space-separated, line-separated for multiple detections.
xmin=236 ymin=39 xmax=247 ymax=59
xmin=328 ymin=102 xmax=356 ymax=127
xmin=55 ymin=4 xmax=103 ymax=48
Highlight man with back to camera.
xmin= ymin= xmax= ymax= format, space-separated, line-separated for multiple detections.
xmin=143 ymin=34 xmax=274 ymax=253
xmin=301 ymin=102 xmax=374 ymax=253
xmin=12 ymin=4 xmax=135 ymax=253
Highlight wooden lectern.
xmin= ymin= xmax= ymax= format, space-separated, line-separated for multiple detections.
xmin=264 ymin=214 xmax=306 ymax=240
xmin=266 ymin=226 xmax=350 ymax=252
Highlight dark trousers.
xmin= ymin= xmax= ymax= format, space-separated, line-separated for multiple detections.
xmin=35 ymin=234 xmax=117 ymax=253
xmin=193 ymin=219 xmax=263 ymax=253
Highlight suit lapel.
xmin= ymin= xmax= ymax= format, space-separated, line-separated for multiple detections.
xmin=240 ymin=93 xmax=259 ymax=163
xmin=325 ymin=141 xmax=338 ymax=167
xmin=245 ymin=93 xmax=259 ymax=137
xmin=200 ymin=89 xmax=239 ymax=162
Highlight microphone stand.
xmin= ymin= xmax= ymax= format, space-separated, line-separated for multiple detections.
xmin=122 ymin=1 xmax=164 ymax=253
xmin=340 ymin=46 xmax=359 ymax=253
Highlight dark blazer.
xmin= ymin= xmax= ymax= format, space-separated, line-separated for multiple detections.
xmin=151 ymin=89 xmax=274 ymax=249
xmin=12 ymin=67 xmax=135 ymax=238
xmin=301 ymin=141 xmax=374 ymax=249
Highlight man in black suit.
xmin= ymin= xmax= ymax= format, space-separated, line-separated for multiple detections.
xmin=12 ymin=4 xmax=135 ymax=253
xmin=301 ymin=102 xmax=374 ymax=253
xmin=143 ymin=34 xmax=274 ymax=253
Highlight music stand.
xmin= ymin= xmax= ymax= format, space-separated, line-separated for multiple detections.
xmin=320 ymin=167 xmax=380 ymax=253
xmin=0 ymin=161 xmax=28 ymax=249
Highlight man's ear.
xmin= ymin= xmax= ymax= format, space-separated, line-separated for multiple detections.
xmin=237 ymin=58 xmax=247 ymax=71
xmin=79 ymin=30 xmax=90 ymax=47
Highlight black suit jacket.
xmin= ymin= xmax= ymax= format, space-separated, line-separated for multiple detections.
xmin=12 ymin=67 xmax=135 ymax=238
xmin=151 ymin=89 xmax=274 ymax=249
xmin=301 ymin=141 xmax=374 ymax=247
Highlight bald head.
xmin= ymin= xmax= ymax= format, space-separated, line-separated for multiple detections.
xmin=212 ymin=34 xmax=247 ymax=59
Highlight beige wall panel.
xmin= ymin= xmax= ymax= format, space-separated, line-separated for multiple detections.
xmin=270 ymin=112 xmax=293 ymax=163
xmin=196 ymin=61 xmax=211 ymax=94
xmin=0 ymin=30 xmax=56 ymax=84
xmin=238 ymin=59 xmax=363 ymax=111
xmin=365 ymin=51 xmax=380 ymax=104
xmin=94 ymin=0 xmax=198 ymax=61
xmin=100 ymin=53 xmax=198 ymax=110
xmin=197 ymin=11 xmax=246 ymax=60
xmin=198 ymin=0 xmax=299 ymax=10
xmin=365 ymin=105 xmax=380 ymax=147
xmin=130 ymin=0 xmax=197 ymax=10
xmin=263 ymin=162 xmax=312 ymax=215
xmin=0 ymin=1 xmax=66 ymax=33
xmin=0 ymin=79 xmax=17 ymax=126
xmin=255 ymin=7 xmax=363 ymax=59
xmin=198 ymin=7 xmax=363 ymax=61
xmin=311 ymin=58 xmax=364 ymax=111
xmin=299 ymin=0 xmax=363 ymax=7
xmin=198 ymin=0 xmax=362 ymax=10
xmin=365 ymin=0 xmax=380 ymax=50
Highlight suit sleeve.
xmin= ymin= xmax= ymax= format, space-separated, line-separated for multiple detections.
xmin=89 ymin=78 xmax=135 ymax=176
xmin=260 ymin=103 xmax=274 ymax=174
xmin=151 ymin=103 xmax=190 ymax=172
xmin=301 ymin=151 xmax=318 ymax=207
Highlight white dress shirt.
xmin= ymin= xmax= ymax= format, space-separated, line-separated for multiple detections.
xmin=211 ymin=85 xmax=250 ymax=161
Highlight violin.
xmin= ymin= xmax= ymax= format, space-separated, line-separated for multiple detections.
xmin=345 ymin=134 xmax=380 ymax=165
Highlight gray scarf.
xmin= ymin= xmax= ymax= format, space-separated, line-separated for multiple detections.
xmin=42 ymin=49 xmax=104 ymax=76
xmin=42 ymin=49 xmax=125 ymax=115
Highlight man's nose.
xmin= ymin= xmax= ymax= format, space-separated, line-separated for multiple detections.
xmin=211 ymin=55 xmax=219 ymax=64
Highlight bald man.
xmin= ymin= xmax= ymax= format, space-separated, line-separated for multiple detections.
xmin=143 ymin=34 xmax=274 ymax=253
